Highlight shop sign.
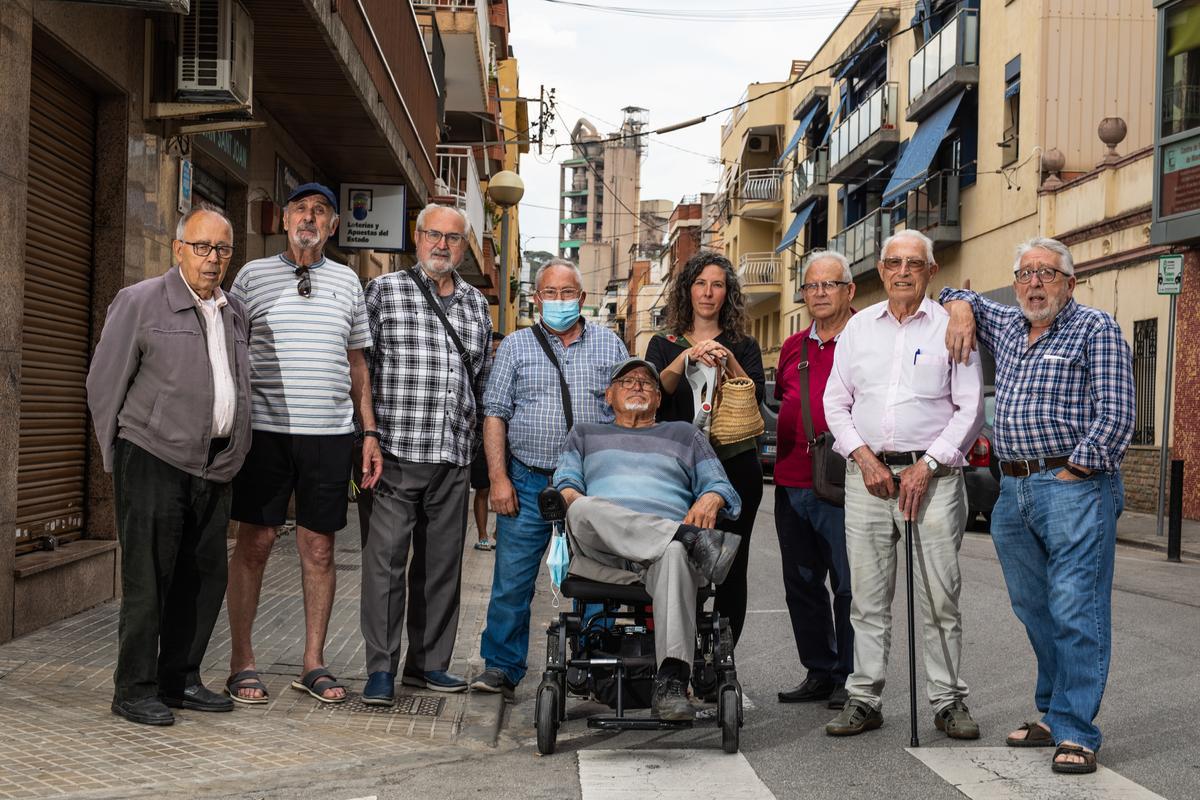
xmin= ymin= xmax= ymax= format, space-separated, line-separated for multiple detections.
xmin=337 ymin=183 xmax=408 ymax=252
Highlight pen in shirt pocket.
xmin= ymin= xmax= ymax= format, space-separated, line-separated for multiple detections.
xmin=913 ymin=348 xmax=921 ymax=365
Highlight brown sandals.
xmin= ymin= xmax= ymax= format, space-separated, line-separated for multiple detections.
xmin=1005 ymin=721 xmax=1054 ymax=747
xmin=1052 ymin=743 xmax=1098 ymax=774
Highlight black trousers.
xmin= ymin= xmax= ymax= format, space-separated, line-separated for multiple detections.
xmin=715 ymin=447 xmax=764 ymax=646
xmin=112 ymin=439 xmax=231 ymax=701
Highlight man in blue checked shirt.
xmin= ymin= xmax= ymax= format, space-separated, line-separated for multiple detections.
xmin=941 ymin=237 xmax=1134 ymax=777
xmin=469 ymin=258 xmax=627 ymax=699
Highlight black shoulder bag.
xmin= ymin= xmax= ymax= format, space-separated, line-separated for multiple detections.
xmin=799 ymin=337 xmax=846 ymax=506
xmin=530 ymin=324 xmax=574 ymax=430
xmin=405 ymin=268 xmax=470 ymax=366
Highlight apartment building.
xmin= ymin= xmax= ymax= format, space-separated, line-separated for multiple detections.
xmin=718 ymin=0 xmax=1171 ymax=512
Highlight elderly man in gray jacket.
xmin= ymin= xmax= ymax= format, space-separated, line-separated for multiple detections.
xmin=87 ymin=207 xmax=252 ymax=726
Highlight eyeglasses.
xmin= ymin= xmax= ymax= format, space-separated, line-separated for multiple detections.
xmin=881 ymin=257 xmax=929 ymax=272
xmin=1015 ymin=266 xmax=1067 ymax=284
xmin=614 ymin=377 xmax=657 ymax=391
xmin=181 ymin=240 xmax=234 ymax=260
xmin=294 ymin=265 xmax=312 ymax=298
xmin=419 ymin=229 xmax=466 ymax=246
xmin=800 ymin=280 xmax=850 ymax=294
xmin=538 ymin=288 xmax=581 ymax=301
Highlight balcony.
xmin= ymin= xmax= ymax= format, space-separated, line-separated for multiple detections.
xmin=907 ymin=9 xmax=979 ymax=122
xmin=903 ymin=171 xmax=961 ymax=247
xmin=737 ymin=252 xmax=782 ymax=303
xmin=736 ymin=168 xmax=784 ymax=220
xmin=831 ymin=207 xmax=893 ymax=278
xmin=434 ymin=145 xmax=489 ymax=287
xmin=828 ymin=82 xmax=899 ymax=183
xmin=792 ymin=147 xmax=829 ymax=210
xmin=413 ymin=0 xmax=490 ymax=114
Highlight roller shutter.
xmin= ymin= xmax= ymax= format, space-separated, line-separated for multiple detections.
xmin=16 ymin=51 xmax=97 ymax=551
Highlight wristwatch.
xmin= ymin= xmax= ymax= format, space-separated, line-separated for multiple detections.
xmin=921 ymin=454 xmax=940 ymax=472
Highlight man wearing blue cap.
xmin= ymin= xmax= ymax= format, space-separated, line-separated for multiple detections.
xmin=224 ymin=182 xmax=384 ymax=705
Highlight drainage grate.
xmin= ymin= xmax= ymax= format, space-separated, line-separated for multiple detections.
xmin=337 ymin=695 xmax=444 ymax=716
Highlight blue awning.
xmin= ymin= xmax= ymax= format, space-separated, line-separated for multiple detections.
xmin=820 ymin=90 xmax=848 ymax=146
xmin=1004 ymin=78 xmax=1021 ymax=99
xmin=776 ymin=201 xmax=817 ymax=254
xmin=881 ymin=90 xmax=965 ymax=206
xmin=777 ymin=105 xmax=820 ymax=165
xmin=836 ymin=30 xmax=882 ymax=79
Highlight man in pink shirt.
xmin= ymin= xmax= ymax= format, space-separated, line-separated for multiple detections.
xmin=822 ymin=229 xmax=983 ymax=739
xmin=774 ymin=251 xmax=856 ymax=711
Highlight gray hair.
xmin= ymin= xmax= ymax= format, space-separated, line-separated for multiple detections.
xmin=416 ymin=202 xmax=471 ymax=237
xmin=1013 ymin=236 xmax=1074 ymax=276
xmin=880 ymin=229 xmax=935 ymax=265
xmin=801 ymin=250 xmax=852 ymax=283
xmin=175 ymin=206 xmax=233 ymax=241
xmin=534 ymin=258 xmax=584 ymax=290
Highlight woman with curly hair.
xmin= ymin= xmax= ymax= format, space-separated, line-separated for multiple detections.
xmin=644 ymin=251 xmax=765 ymax=646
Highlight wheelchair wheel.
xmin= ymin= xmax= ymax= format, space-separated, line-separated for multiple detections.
xmin=536 ymin=682 xmax=560 ymax=755
xmin=719 ymin=687 xmax=740 ymax=754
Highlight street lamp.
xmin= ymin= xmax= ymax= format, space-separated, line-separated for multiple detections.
xmin=487 ymin=170 xmax=525 ymax=333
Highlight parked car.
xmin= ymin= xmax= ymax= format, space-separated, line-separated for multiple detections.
xmin=964 ymin=387 xmax=1001 ymax=525
xmin=758 ymin=380 xmax=778 ymax=480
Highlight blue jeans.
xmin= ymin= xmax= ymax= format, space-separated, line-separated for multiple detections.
xmin=990 ymin=469 xmax=1123 ymax=752
xmin=479 ymin=459 xmax=552 ymax=685
xmin=775 ymin=486 xmax=853 ymax=683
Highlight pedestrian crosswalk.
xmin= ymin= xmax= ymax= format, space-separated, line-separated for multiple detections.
xmin=579 ymin=749 xmax=777 ymax=800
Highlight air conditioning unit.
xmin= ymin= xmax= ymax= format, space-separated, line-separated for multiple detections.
xmin=177 ymin=0 xmax=254 ymax=106
xmin=747 ymin=135 xmax=771 ymax=153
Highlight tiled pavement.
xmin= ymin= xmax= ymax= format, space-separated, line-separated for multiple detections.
xmin=0 ymin=511 xmax=504 ymax=799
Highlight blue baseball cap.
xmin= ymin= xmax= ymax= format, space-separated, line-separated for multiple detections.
xmin=287 ymin=182 xmax=338 ymax=213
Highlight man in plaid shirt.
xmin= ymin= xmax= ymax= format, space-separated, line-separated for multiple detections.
xmin=358 ymin=203 xmax=492 ymax=705
xmin=941 ymin=236 xmax=1134 ymax=776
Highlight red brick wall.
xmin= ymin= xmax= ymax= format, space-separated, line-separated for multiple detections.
xmin=1170 ymin=248 xmax=1200 ymax=518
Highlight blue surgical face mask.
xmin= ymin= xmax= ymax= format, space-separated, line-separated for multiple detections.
xmin=541 ymin=299 xmax=581 ymax=331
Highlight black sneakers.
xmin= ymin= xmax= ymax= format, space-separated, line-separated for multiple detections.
xmin=653 ymin=677 xmax=694 ymax=721
xmin=470 ymin=667 xmax=517 ymax=702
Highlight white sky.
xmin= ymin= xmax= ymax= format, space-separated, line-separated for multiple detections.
xmin=507 ymin=0 xmax=858 ymax=263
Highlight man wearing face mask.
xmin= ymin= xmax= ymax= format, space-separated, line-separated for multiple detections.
xmin=469 ymin=258 xmax=627 ymax=700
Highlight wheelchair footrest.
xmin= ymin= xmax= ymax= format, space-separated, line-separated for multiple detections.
xmin=587 ymin=715 xmax=693 ymax=731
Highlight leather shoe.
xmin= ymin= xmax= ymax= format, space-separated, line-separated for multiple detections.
xmin=112 ymin=696 xmax=175 ymax=726
xmin=362 ymin=671 xmax=396 ymax=706
xmin=778 ymin=676 xmax=836 ymax=703
xmin=827 ymin=684 xmax=849 ymax=710
xmin=686 ymin=528 xmax=742 ymax=585
xmin=162 ymin=683 xmax=233 ymax=712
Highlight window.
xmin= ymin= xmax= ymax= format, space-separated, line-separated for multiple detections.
xmin=1163 ymin=0 xmax=1200 ymax=137
xmin=1132 ymin=318 xmax=1158 ymax=445
xmin=1002 ymin=55 xmax=1020 ymax=167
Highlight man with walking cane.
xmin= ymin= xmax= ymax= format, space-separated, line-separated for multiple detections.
xmin=822 ymin=230 xmax=983 ymax=739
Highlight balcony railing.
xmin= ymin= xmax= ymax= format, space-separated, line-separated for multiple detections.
xmin=829 ymin=82 xmax=898 ymax=170
xmin=1162 ymin=84 xmax=1200 ymax=137
xmin=831 ymin=207 xmax=893 ymax=277
xmin=908 ymin=8 xmax=979 ymax=105
xmin=792 ymin=147 xmax=828 ymax=205
xmin=435 ymin=145 xmax=485 ymax=244
xmin=739 ymin=168 xmax=784 ymax=203
xmin=737 ymin=252 xmax=782 ymax=286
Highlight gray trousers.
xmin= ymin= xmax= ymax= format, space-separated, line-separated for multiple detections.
xmin=566 ymin=497 xmax=704 ymax=665
xmin=359 ymin=459 xmax=469 ymax=675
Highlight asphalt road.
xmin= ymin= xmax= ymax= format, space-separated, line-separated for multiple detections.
xmin=218 ymin=489 xmax=1200 ymax=800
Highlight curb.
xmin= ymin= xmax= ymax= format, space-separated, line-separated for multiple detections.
xmin=457 ymin=688 xmax=506 ymax=748
xmin=1115 ymin=535 xmax=1200 ymax=562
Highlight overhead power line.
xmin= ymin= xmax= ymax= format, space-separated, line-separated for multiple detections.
xmin=537 ymin=0 xmax=880 ymax=23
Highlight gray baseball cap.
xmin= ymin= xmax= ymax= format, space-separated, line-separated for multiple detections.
xmin=609 ymin=357 xmax=661 ymax=386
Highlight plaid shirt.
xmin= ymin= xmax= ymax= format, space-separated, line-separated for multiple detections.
xmin=366 ymin=268 xmax=492 ymax=466
xmin=939 ymin=289 xmax=1134 ymax=472
xmin=483 ymin=320 xmax=628 ymax=471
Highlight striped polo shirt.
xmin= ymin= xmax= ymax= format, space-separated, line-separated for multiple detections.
xmin=230 ymin=253 xmax=371 ymax=435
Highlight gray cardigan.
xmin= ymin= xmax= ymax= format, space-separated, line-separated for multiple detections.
xmin=86 ymin=266 xmax=252 ymax=483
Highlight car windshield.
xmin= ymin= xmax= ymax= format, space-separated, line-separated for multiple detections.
xmin=984 ymin=392 xmax=995 ymax=426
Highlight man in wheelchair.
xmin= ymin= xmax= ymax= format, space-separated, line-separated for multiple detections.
xmin=551 ymin=357 xmax=743 ymax=721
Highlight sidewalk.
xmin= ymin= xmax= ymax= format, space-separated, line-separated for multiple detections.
xmin=1116 ymin=509 xmax=1200 ymax=560
xmin=0 ymin=507 xmax=504 ymax=800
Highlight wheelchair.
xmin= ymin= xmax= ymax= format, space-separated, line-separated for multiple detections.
xmin=533 ymin=488 xmax=743 ymax=755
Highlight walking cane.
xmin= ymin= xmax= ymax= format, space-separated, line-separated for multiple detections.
xmin=894 ymin=474 xmax=920 ymax=748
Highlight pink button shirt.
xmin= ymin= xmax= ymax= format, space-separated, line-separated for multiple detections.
xmin=184 ymin=282 xmax=237 ymax=438
xmin=823 ymin=296 xmax=983 ymax=466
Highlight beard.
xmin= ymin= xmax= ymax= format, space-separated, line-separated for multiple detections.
xmin=421 ymin=251 xmax=459 ymax=276
xmin=623 ymin=400 xmax=651 ymax=412
xmin=1018 ymin=291 xmax=1067 ymax=325
xmin=289 ymin=225 xmax=323 ymax=250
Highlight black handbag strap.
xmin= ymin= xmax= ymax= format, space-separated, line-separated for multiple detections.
xmin=405 ymin=268 xmax=468 ymax=363
xmin=530 ymin=324 xmax=574 ymax=430
xmin=798 ymin=337 xmax=818 ymax=448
